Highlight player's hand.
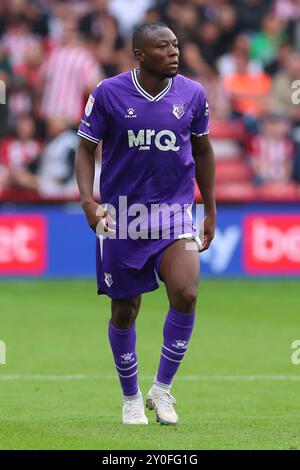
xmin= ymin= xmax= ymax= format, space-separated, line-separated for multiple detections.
xmin=198 ymin=213 xmax=216 ymax=252
xmin=82 ymin=200 xmax=116 ymax=235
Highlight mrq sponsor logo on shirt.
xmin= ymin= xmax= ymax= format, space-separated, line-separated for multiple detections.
xmin=128 ymin=129 xmax=179 ymax=151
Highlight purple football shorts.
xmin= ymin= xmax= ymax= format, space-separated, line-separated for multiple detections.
xmin=96 ymin=236 xmax=179 ymax=299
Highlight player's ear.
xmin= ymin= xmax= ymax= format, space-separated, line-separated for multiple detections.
xmin=134 ymin=48 xmax=144 ymax=62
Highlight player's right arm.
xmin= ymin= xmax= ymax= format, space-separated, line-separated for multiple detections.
xmin=76 ymin=138 xmax=115 ymax=234
xmin=75 ymin=82 xmax=113 ymax=233
xmin=75 ymin=137 xmax=100 ymax=231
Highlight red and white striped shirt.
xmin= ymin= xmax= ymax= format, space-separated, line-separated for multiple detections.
xmin=40 ymin=45 xmax=101 ymax=124
xmin=249 ymin=135 xmax=294 ymax=183
xmin=2 ymin=31 xmax=40 ymax=70
xmin=0 ymin=138 xmax=43 ymax=168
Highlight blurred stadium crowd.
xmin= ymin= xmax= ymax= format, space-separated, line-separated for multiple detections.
xmin=1 ymin=0 xmax=300 ymax=201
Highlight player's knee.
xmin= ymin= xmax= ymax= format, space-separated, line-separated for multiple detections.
xmin=173 ymin=285 xmax=198 ymax=313
xmin=111 ymin=309 xmax=136 ymax=329
xmin=111 ymin=297 xmax=140 ymax=329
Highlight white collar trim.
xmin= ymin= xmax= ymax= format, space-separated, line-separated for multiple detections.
xmin=131 ymin=69 xmax=172 ymax=102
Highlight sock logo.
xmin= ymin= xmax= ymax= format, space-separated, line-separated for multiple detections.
xmin=172 ymin=339 xmax=188 ymax=350
xmin=120 ymin=353 xmax=134 ymax=364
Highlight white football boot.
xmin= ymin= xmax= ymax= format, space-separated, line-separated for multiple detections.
xmin=146 ymin=385 xmax=179 ymax=425
xmin=122 ymin=395 xmax=148 ymax=425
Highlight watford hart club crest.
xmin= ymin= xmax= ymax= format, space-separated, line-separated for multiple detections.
xmin=173 ymin=104 xmax=185 ymax=119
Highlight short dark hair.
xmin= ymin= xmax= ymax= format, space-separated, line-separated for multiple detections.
xmin=132 ymin=23 xmax=170 ymax=50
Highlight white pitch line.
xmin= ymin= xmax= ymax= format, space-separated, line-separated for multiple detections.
xmin=0 ymin=374 xmax=88 ymax=381
xmin=0 ymin=374 xmax=300 ymax=382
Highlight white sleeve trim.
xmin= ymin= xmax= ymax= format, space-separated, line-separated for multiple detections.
xmin=191 ymin=130 xmax=209 ymax=137
xmin=77 ymin=130 xmax=100 ymax=144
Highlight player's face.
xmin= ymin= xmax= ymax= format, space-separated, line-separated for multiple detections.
xmin=137 ymin=28 xmax=180 ymax=78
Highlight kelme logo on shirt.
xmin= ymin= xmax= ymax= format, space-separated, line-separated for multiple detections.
xmin=125 ymin=108 xmax=137 ymax=118
xmin=128 ymin=129 xmax=180 ymax=152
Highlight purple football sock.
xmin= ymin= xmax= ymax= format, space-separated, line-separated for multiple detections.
xmin=155 ymin=307 xmax=195 ymax=387
xmin=108 ymin=321 xmax=139 ymax=398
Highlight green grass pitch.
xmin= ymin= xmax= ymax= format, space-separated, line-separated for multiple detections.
xmin=0 ymin=279 xmax=299 ymax=450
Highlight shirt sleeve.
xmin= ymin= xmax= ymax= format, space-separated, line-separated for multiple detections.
xmin=77 ymin=81 xmax=108 ymax=144
xmin=190 ymin=85 xmax=210 ymax=137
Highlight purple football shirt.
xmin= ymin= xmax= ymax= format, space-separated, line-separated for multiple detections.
xmin=77 ymin=69 xmax=209 ymax=237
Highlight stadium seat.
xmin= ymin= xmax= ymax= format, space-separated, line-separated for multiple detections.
xmin=0 ymin=189 xmax=79 ymax=203
xmin=257 ymin=182 xmax=300 ymax=201
xmin=210 ymin=139 xmax=242 ymax=161
xmin=215 ymin=160 xmax=252 ymax=184
xmin=216 ymin=182 xmax=256 ymax=202
xmin=210 ymin=119 xmax=246 ymax=140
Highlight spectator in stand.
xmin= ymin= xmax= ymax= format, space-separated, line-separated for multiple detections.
xmin=14 ymin=42 xmax=44 ymax=89
xmin=250 ymin=13 xmax=287 ymax=69
xmin=24 ymin=0 xmax=50 ymax=39
xmin=0 ymin=44 xmax=12 ymax=138
xmin=194 ymin=0 xmax=231 ymax=22
xmin=180 ymin=40 xmax=230 ymax=120
xmin=36 ymin=119 xmax=79 ymax=198
xmin=222 ymin=52 xmax=271 ymax=126
xmin=264 ymin=41 xmax=292 ymax=77
xmin=194 ymin=20 xmax=223 ymax=66
xmin=273 ymin=0 xmax=300 ymax=22
xmin=216 ymin=3 xmax=239 ymax=57
xmin=0 ymin=0 xmax=7 ymax=37
xmin=270 ymin=52 xmax=300 ymax=125
xmin=40 ymin=13 xmax=101 ymax=127
xmin=47 ymin=0 xmax=74 ymax=48
xmin=0 ymin=165 xmax=8 ymax=193
xmin=142 ymin=7 xmax=162 ymax=25
xmin=0 ymin=43 xmax=12 ymax=86
xmin=108 ymin=0 xmax=154 ymax=37
xmin=79 ymin=0 xmax=110 ymax=40
xmin=114 ymin=44 xmax=137 ymax=75
xmin=0 ymin=0 xmax=300 ymax=202
xmin=180 ymin=41 xmax=214 ymax=80
xmin=162 ymin=0 xmax=201 ymax=44
xmin=92 ymin=14 xmax=125 ymax=77
xmin=217 ymin=34 xmax=263 ymax=77
xmin=0 ymin=114 xmax=42 ymax=191
xmin=7 ymin=77 xmax=34 ymax=128
xmin=1 ymin=118 xmax=79 ymax=197
xmin=233 ymin=0 xmax=273 ymax=33
xmin=248 ymin=113 xmax=294 ymax=185
xmin=2 ymin=14 xmax=40 ymax=73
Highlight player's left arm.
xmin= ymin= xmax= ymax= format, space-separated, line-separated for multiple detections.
xmin=191 ymin=134 xmax=216 ymax=252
